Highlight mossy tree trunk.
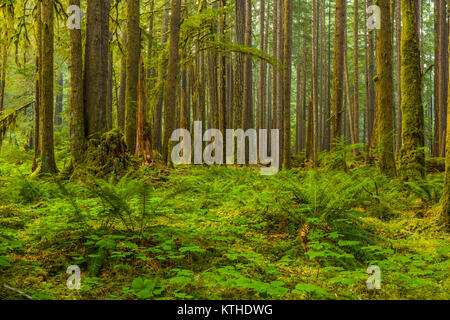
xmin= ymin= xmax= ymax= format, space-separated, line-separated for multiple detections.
xmin=69 ymin=0 xmax=85 ymax=166
xmin=437 ymin=0 xmax=448 ymax=158
xmin=125 ymin=0 xmax=140 ymax=155
xmin=117 ymin=26 xmax=126 ymax=131
xmin=399 ymin=0 xmax=425 ymax=180
xmin=396 ymin=0 xmax=402 ymax=152
xmin=375 ymin=0 xmax=396 ymax=176
xmin=441 ymin=13 xmax=450 ymax=229
xmin=38 ymin=0 xmax=57 ymax=174
xmin=32 ymin=2 xmax=41 ymax=167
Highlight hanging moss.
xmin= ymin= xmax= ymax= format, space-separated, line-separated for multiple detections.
xmin=0 ymin=102 xmax=34 ymax=143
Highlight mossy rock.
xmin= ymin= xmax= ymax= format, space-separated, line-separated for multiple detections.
xmin=72 ymin=128 xmax=132 ymax=179
xmin=425 ymin=157 xmax=445 ymax=173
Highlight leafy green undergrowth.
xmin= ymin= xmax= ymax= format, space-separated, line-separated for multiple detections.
xmin=0 ymin=151 xmax=448 ymax=300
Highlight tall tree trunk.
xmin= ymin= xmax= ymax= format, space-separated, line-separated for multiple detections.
xmin=375 ymin=0 xmax=396 ymax=176
xmin=272 ymin=0 xmax=278 ymax=133
xmin=367 ymin=1 xmax=376 ymax=157
xmin=433 ymin=1 xmax=440 ymax=157
xmin=32 ymin=2 xmax=42 ymax=168
xmin=396 ymin=0 xmax=402 ymax=152
xmin=162 ymin=0 xmax=181 ymax=164
xmin=136 ymin=56 xmax=152 ymax=163
xmin=152 ymin=4 xmax=170 ymax=153
xmin=331 ymin=0 xmax=346 ymax=150
xmin=353 ymin=0 xmax=359 ymax=150
xmin=54 ymin=72 xmax=63 ymax=127
xmin=295 ymin=63 xmax=301 ymax=154
xmin=438 ymin=0 xmax=448 ymax=157
xmin=208 ymin=1 xmax=219 ymax=130
xmin=125 ymin=0 xmax=140 ymax=154
xmin=441 ymin=24 xmax=450 ymax=229
xmin=312 ymin=0 xmax=318 ymax=161
xmin=38 ymin=0 xmax=57 ymax=174
xmin=84 ymin=0 xmax=110 ymax=140
xmin=282 ymin=0 xmax=292 ymax=169
xmin=69 ymin=0 xmax=85 ymax=166
xmin=218 ymin=0 xmax=227 ymax=163
xmin=0 ymin=37 xmax=7 ymax=114
xmin=118 ymin=26 xmax=127 ymax=131
xmin=0 ymin=34 xmax=7 ymax=113
xmin=242 ymin=0 xmax=253 ymax=134
xmin=106 ymin=50 xmax=113 ymax=130
xmin=301 ymin=37 xmax=308 ymax=153
xmin=344 ymin=49 xmax=357 ymax=146
xmin=325 ymin=1 xmax=332 ymax=151
xmin=277 ymin=0 xmax=284 ymax=162
xmin=258 ymin=0 xmax=266 ymax=135
xmin=399 ymin=0 xmax=425 ymax=180
xmin=234 ymin=0 xmax=245 ymax=130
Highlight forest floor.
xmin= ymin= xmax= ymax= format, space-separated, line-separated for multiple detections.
xmin=0 ymin=145 xmax=448 ymax=300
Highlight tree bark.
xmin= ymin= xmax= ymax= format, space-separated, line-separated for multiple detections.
xmin=258 ymin=0 xmax=266 ymax=135
xmin=437 ymin=0 xmax=448 ymax=157
xmin=234 ymin=0 xmax=245 ymax=130
xmin=331 ymin=0 xmax=346 ymax=150
xmin=68 ymin=0 xmax=85 ymax=166
xmin=38 ymin=0 xmax=57 ymax=174
xmin=84 ymin=0 xmax=110 ymax=140
xmin=54 ymin=72 xmax=63 ymax=127
xmin=125 ymin=0 xmax=140 ymax=154
xmin=152 ymin=3 xmax=170 ymax=153
xmin=118 ymin=26 xmax=127 ymax=131
xmin=399 ymin=0 xmax=425 ymax=180
xmin=282 ymin=0 xmax=292 ymax=169
xmin=136 ymin=56 xmax=152 ymax=163
xmin=353 ymin=0 xmax=359 ymax=150
xmin=162 ymin=0 xmax=181 ymax=164
xmin=32 ymin=2 xmax=42 ymax=167
xmin=441 ymin=23 xmax=450 ymax=229
xmin=396 ymin=0 xmax=402 ymax=152
xmin=242 ymin=0 xmax=253 ymax=133
xmin=375 ymin=0 xmax=396 ymax=176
